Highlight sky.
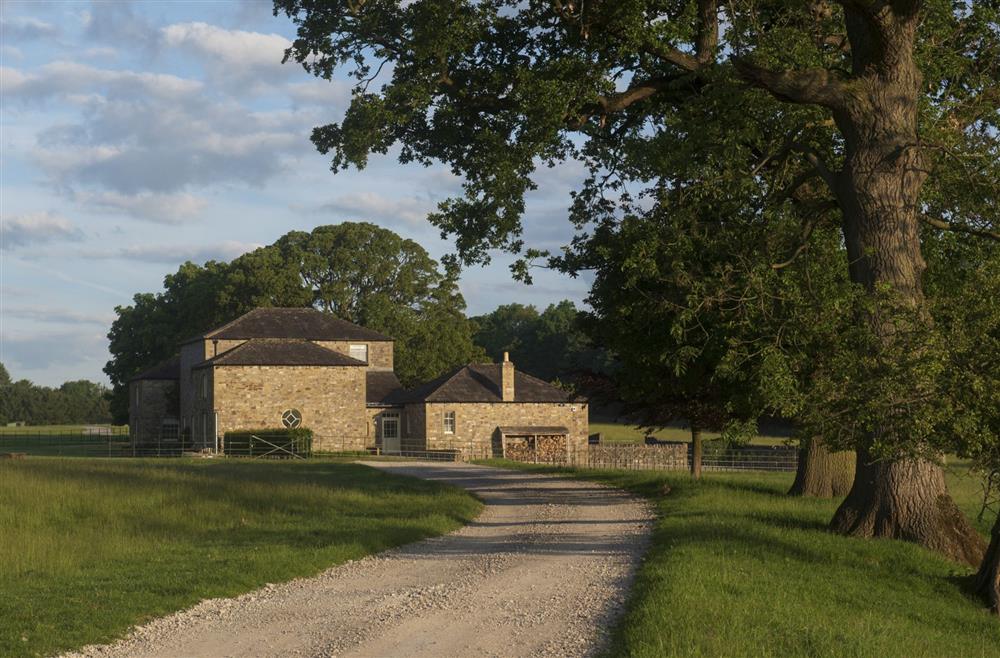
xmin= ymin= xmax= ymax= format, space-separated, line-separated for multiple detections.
xmin=0 ymin=0 xmax=591 ymax=387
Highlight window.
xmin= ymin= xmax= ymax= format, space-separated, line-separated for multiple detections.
xmin=443 ymin=411 xmax=456 ymax=434
xmin=282 ymin=409 xmax=302 ymax=429
xmin=200 ymin=373 xmax=208 ymax=400
xmin=349 ymin=344 xmax=369 ymax=363
xmin=382 ymin=412 xmax=400 ymax=440
xmin=134 ymin=382 xmax=141 ymax=408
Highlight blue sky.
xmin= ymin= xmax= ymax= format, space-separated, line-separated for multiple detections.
xmin=0 ymin=0 xmax=590 ymax=387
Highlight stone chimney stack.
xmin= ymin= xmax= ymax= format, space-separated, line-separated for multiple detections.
xmin=501 ymin=352 xmax=515 ymax=401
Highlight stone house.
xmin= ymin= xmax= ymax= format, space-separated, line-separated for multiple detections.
xmin=129 ymin=307 xmax=587 ymax=457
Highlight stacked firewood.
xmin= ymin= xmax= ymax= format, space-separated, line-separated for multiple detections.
xmin=504 ymin=435 xmax=567 ymax=462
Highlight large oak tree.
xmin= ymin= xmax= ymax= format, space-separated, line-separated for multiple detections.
xmin=276 ymin=0 xmax=999 ymax=565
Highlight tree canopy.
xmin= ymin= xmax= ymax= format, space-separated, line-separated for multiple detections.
xmin=0 ymin=365 xmax=112 ymax=426
xmin=105 ymin=223 xmax=483 ymax=421
xmin=471 ymin=300 xmax=607 ymax=383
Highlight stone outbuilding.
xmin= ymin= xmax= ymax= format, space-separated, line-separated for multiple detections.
xmin=128 ymin=307 xmax=586 ymax=457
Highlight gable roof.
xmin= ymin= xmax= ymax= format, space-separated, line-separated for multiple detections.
xmin=401 ymin=363 xmax=579 ymax=404
xmin=366 ymin=371 xmax=405 ymax=406
xmin=181 ymin=307 xmax=392 ymax=345
xmin=129 ymin=355 xmax=181 ymax=382
xmin=192 ymin=339 xmax=367 ymax=369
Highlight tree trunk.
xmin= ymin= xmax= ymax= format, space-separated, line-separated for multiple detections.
xmin=823 ymin=7 xmax=986 ymax=565
xmin=831 ymin=449 xmax=986 ymax=566
xmin=975 ymin=513 xmax=1000 ymax=615
xmin=690 ymin=426 xmax=702 ymax=480
xmin=788 ymin=436 xmax=855 ymax=498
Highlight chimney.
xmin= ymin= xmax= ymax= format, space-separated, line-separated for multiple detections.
xmin=501 ymin=352 xmax=515 ymax=402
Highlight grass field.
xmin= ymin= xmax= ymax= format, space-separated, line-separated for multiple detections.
xmin=484 ymin=459 xmax=1000 ymax=658
xmin=0 ymin=425 xmax=126 ymax=434
xmin=591 ymin=421 xmax=791 ymax=446
xmin=0 ymin=458 xmax=482 ymax=658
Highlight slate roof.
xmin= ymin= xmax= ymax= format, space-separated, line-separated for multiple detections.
xmin=181 ymin=307 xmax=392 ymax=345
xmin=400 ymin=364 xmax=579 ymax=404
xmin=129 ymin=355 xmax=181 ymax=381
xmin=192 ymin=339 xmax=367 ymax=369
xmin=366 ymin=371 xmax=406 ymax=406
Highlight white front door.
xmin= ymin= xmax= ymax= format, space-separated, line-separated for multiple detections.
xmin=381 ymin=412 xmax=401 ymax=453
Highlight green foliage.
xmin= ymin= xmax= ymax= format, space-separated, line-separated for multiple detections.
xmin=0 ymin=459 xmax=481 ymax=657
xmin=0 ymin=366 xmax=111 ymax=426
xmin=471 ymin=300 xmax=609 ymax=382
xmin=223 ymin=427 xmax=314 ymax=457
xmin=105 ymin=222 xmax=484 ymax=420
xmin=274 ymin=0 xmax=1000 ymax=463
xmin=485 ymin=461 xmax=998 ymax=656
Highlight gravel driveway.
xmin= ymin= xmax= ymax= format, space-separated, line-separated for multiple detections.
xmin=65 ymin=461 xmax=654 ymax=658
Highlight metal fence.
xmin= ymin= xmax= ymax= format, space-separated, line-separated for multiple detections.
xmin=0 ymin=427 xmax=131 ymax=457
xmin=516 ymin=442 xmax=799 ymax=473
xmin=1 ymin=429 xmax=798 ymax=472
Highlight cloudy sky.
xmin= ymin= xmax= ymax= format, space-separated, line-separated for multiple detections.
xmin=0 ymin=0 xmax=589 ymax=387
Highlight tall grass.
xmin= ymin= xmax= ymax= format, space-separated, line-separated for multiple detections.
xmin=485 ymin=460 xmax=1000 ymax=658
xmin=0 ymin=458 xmax=481 ymax=657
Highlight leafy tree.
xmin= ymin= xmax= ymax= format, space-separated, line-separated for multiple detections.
xmin=276 ymin=0 xmax=999 ymax=563
xmin=471 ymin=300 xmax=604 ymax=382
xmin=105 ymin=223 xmax=483 ymax=420
xmin=0 ymin=364 xmax=111 ymax=425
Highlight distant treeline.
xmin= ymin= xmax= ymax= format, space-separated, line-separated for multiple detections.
xmin=0 ymin=363 xmax=112 ymax=426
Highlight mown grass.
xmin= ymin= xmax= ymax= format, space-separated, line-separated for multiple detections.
xmin=484 ymin=459 xmax=1000 ymax=658
xmin=591 ymin=421 xmax=790 ymax=446
xmin=0 ymin=458 xmax=482 ymax=658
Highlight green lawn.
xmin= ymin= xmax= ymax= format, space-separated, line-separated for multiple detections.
xmin=0 ymin=458 xmax=482 ymax=658
xmin=591 ymin=421 xmax=791 ymax=446
xmin=483 ymin=459 xmax=1000 ymax=658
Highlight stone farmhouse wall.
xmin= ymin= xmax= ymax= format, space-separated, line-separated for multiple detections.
xmin=190 ymin=364 xmax=368 ymax=452
xmin=129 ymin=379 xmax=178 ymax=443
xmin=315 ymin=340 xmax=393 ymax=370
xmin=410 ymin=401 xmax=588 ymax=457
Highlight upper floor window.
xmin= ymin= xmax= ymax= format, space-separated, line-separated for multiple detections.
xmin=201 ymin=373 xmax=208 ymax=400
xmin=349 ymin=344 xmax=369 ymax=363
xmin=134 ymin=383 xmax=141 ymax=408
xmin=443 ymin=411 xmax=456 ymax=434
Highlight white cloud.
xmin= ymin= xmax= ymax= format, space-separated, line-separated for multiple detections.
xmin=1 ymin=328 xmax=108 ymax=374
xmin=1 ymin=45 xmax=23 ymax=60
xmin=3 ymin=61 xmax=203 ymax=102
xmin=1 ymin=16 xmax=60 ymax=41
xmin=1 ymin=212 xmax=83 ymax=249
xmin=75 ymin=191 xmax=209 ymax=224
xmin=161 ymin=22 xmax=292 ymax=91
xmin=87 ymin=241 xmax=263 ymax=265
xmin=319 ymin=192 xmax=436 ymax=227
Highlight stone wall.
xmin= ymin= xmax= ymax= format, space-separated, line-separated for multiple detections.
xmin=315 ymin=340 xmax=394 ymax=370
xmin=415 ymin=401 xmax=588 ymax=457
xmin=207 ymin=364 xmax=368 ymax=451
xmin=128 ymin=379 xmax=179 ymax=444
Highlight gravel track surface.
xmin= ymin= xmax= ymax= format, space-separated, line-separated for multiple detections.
xmin=64 ymin=462 xmax=654 ymax=658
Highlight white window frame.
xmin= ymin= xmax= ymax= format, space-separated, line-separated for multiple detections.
xmin=349 ymin=343 xmax=369 ymax=363
xmin=443 ymin=411 xmax=456 ymax=434
xmin=382 ymin=411 xmax=400 ymax=440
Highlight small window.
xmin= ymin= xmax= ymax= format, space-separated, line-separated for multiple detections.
xmin=134 ymin=383 xmax=141 ymax=408
xmin=349 ymin=344 xmax=369 ymax=363
xmin=200 ymin=374 xmax=208 ymax=400
xmin=161 ymin=419 xmax=179 ymax=441
xmin=282 ymin=409 xmax=302 ymax=429
xmin=443 ymin=411 xmax=456 ymax=434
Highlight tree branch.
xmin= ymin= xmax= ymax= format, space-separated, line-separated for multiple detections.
xmin=732 ymin=59 xmax=848 ymax=109
xmin=568 ymin=75 xmax=689 ymax=128
xmin=920 ymin=215 xmax=1000 ymax=242
xmin=772 ymin=218 xmax=819 ymax=269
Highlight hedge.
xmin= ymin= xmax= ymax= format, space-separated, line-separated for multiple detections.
xmin=223 ymin=427 xmax=313 ymax=458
